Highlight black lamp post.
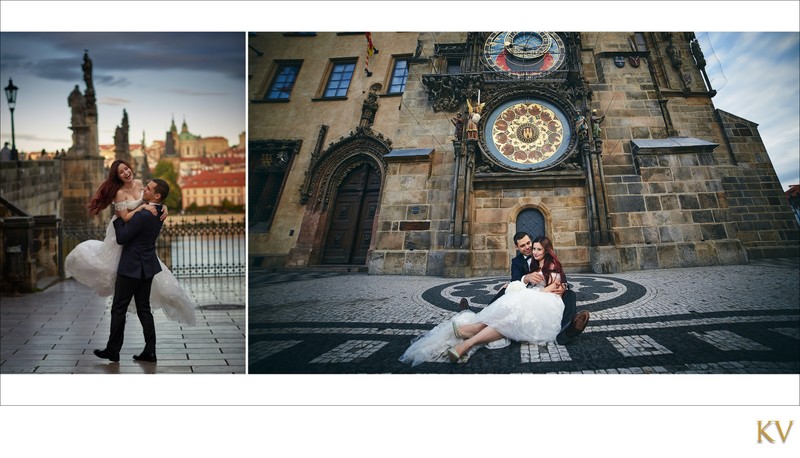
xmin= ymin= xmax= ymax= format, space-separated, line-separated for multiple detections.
xmin=4 ymin=78 xmax=19 ymax=160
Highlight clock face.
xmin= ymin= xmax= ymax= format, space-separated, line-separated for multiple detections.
xmin=483 ymin=98 xmax=572 ymax=171
xmin=483 ymin=32 xmax=566 ymax=76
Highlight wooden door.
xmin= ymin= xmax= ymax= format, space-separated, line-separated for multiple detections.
xmin=322 ymin=164 xmax=381 ymax=264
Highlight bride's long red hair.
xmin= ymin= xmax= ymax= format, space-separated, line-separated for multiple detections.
xmin=530 ymin=236 xmax=566 ymax=286
xmin=87 ymin=159 xmax=133 ymax=216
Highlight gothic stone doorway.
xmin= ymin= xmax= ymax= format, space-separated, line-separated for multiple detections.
xmin=322 ymin=164 xmax=381 ymax=265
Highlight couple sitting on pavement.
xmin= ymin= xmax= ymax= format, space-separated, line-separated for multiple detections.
xmin=399 ymin=233 xmax=590 ymax=366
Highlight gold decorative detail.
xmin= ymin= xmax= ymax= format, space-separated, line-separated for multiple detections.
xmin=490 ymin=102 xmax=564 ymax=164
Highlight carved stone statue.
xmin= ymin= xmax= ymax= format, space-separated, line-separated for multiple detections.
xmin=591 ymin=109 xmax=605 ymax=139
xmin=68 ymin=85 xmax=85 ymax=128
xmin=666 ymin=41 xmax=682 ymax=70
xmin=82 ymin=51 xmax=94 ymax=90
xmin=576 ymin=114 xmax=588 ymax=138
xmin=359 ymin=86 xmax=380 ymax=127
xmin=466 ymin=98 xmax=485 ymax=141
xmin=450 ymin=112 xmax=464 ymax=141
xmin=690 ymin=38 xmax=706 ymax=69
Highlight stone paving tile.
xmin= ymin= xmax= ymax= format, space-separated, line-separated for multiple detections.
xmin=250 ymin=340 xmax=302 ymax=361
xmin=770 ymin=327 xmax=800 ymax=340
xmin=607 ymin=335 xmax=673 ymax=357
xmin=0 ymin=276 xmax=245 ymax=374
xmin=521 ymin=342 xmax=571 ymax=363
xmin=688 ymin=330 xmax=772 ymax=351
xmin=249 ymin=259 xmax=800 ymax=374
xmin=309 ymin=340 xmax=389 ymax=364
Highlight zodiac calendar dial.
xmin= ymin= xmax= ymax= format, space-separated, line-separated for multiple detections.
xmin=483 ymin=99 xmax=572 ymax=171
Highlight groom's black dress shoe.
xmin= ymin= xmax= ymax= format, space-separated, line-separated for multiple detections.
xmin=458 ymin=298 xmax=469 ymax=311
xmin=556 ymin=311 xmax=590 ymax=345
xmin=94 ymin=349 xmax=120 ymax=362
xmin=133 ymin=352 xmax=157 ymax=363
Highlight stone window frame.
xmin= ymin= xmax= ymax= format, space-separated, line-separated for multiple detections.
xmin=316 ymin=58 xmax=359 ymax=100
xmin=385 ymin=55 xmax=412 ymax=95
xmin=257 ymin=60 xmax=303 ymax=103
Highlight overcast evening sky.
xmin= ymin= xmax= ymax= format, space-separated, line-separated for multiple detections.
xmin=0 ymin=32 xmax=246 ymax=154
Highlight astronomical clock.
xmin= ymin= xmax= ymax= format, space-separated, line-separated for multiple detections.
xmin=482 ymin=32 xmax=566 ymax=77
xmin=475 ymin=32 xmax=581 ymax=173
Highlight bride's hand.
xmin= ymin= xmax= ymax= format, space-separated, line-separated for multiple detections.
xmin=160 ymin=205 xmax=169 ymax=222
xmin=553 ymin=281 xmax=567 ymax=296
xmin=143 ymin=204 xmax=158 ymax=216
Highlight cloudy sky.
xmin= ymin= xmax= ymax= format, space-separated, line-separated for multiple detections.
xmin=0 ymin=32 xmax=246 ymax=154
xmin=705 ymin=32 xmax=799 ymax=191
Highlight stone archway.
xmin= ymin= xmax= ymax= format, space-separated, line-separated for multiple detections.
xmin=321 ymin=163 xmax=382 ymax=265
xmin=288 ymin=127 xmax=390 ymax=268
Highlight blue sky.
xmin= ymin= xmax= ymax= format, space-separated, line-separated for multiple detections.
xmin=0 ymin=32 xmax=246 ymax=153
xmin=705 ymin=32 xmax=800 ymax=191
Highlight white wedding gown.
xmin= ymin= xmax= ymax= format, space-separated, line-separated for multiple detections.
xmin=400 ymin=279 xmax=564 ymax=366
xmin=65 ymin=197 xmax=197 ymax=325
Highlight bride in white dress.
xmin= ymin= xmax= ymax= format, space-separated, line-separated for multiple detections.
xmin=65 ymin=159 xmax=197 ymax=325
xmin=400 ymin=236 xmax=566 ymax=366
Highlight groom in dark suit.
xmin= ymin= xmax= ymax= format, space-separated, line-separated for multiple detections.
xmin=94 ymin=179 xmax=169 ymax=363
xmin=460 ymin=231 xmax=589 ymax=344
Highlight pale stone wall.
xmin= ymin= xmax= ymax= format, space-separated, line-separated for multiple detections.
xmin=0 ymin=160 xmax=62 ymax=217
xmin=469 ymin=183 xmax=591 ymax=275
xmin=716 ymin=110 xmax=800 ymax=259
xmin=586 ymin=32 xmax=796 ymax=270
xmin=249 ymin=32 xmax=420 ymax=267
xmin=60 ymin=156 xmax=106 ymax=226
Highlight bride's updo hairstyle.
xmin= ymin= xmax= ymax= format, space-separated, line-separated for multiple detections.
xmin=88 ymin=159 xmax=134 ymax=215
xmin=531 ymin=236 xmax=566 ymax=286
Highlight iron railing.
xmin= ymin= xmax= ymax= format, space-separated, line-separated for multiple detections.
xmin=62 ymin=215 xmax=245 ymax=278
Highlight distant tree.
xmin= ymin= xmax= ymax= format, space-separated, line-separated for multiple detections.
xmin=153 ymin=159 xmax=181 ymax=210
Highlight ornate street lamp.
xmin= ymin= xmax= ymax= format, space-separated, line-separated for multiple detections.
xmin=4 ymin=78 xmax=19 ymax=160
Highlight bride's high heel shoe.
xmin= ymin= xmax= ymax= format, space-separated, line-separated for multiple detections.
xmin=452 ymin=322 xmax=465 ymax=340
xmin=446 ymin=347 xmax=464 ymax=364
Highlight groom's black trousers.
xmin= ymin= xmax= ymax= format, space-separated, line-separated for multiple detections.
xmin=107 ymin=274 xmax=156 ymax=354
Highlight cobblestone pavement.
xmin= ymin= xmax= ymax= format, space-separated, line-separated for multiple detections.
xmin=248 ymin=259 xmax=800 ymax=374
xmin=0 ymin=276 xmax=245 ymax=374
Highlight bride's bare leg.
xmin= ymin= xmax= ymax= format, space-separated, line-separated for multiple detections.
xmin=456 ymin=322 xmax=487 ymax=339
xmin=453 ymin=326 xmax=504 ymax=357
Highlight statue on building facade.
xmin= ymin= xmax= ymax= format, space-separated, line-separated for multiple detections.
xmin=591 ymin=109 xmax=605 ymax=140
xmin=450 ymin=112 xmax=464 ymax=141
xmin=359 ymin=86 xmax=380 ymax=128
xmin=466 ymin=97 xmax=484 ymax=141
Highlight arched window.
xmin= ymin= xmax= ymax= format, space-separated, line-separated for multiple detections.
xmin=516 ymin=208 xmax=545 ymax=239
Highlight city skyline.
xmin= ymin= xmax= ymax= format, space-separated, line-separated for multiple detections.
xmin=0 ymin=32 xmax=246 ymax=155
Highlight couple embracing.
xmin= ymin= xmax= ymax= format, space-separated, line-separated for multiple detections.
xmin=400 ymin=232 xmax=590 ymax=366
xmin=66 ymin=159 xmax=196 ymax=364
